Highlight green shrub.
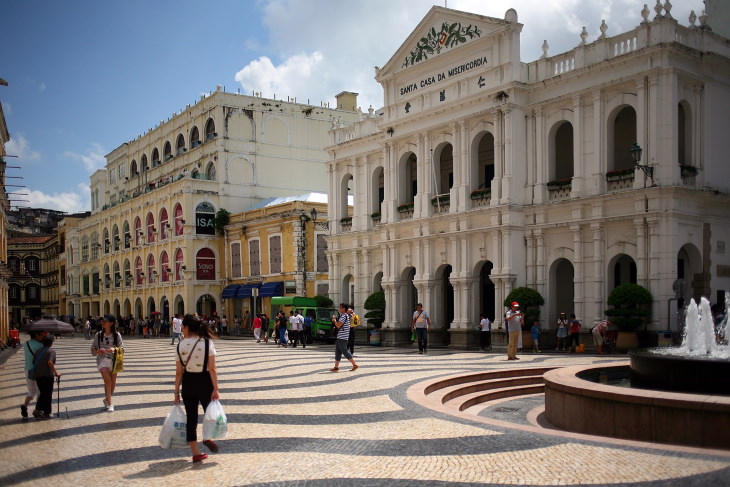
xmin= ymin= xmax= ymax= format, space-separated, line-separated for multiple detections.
xmin=363 ymin=290 xmax=386 ymax=328
xmin=605 ymin=283 xmax=653 ymax=332
xmin=504 ymin=287 xmax=545 ymax=331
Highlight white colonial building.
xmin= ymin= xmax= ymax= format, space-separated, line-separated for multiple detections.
xmin=326 ymin=5 xmax=730 ymax=347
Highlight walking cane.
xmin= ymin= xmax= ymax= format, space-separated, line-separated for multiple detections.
xmin=56 ymin=376 xmax=61 ymax=418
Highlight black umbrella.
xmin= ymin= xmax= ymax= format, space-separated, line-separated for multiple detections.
xmin=23 ymin=318 xmax=75 ymax=334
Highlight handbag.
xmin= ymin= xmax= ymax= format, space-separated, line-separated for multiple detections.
xmin=158 ymin=404 xmax=188 ymax=448
xmin=112 ymin=347 xmax=124 ymax=374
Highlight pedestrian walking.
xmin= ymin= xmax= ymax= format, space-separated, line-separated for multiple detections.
xmin=21 ymin=329 xmax=47 ymax=419
xmin=479 ymin=313 xmax=492 ymax=351
xmin=288 ymin=311 xmax=300 ymax=347
xmin=253 ymin=314 xmax=262 ymax=342
xmin=261 ymin=313 xmax=270 ymax=343
xmin=220 ymin=315 xmax=228 ymax=336
xmin=505 ymin=302 xmax=524 ymax=360
xmin=278 ymin=311 xmax=288 ymax=346
xmin=173 ymin=314 xmax=221 ymax=463
xmin=331 ymin=303 xmax=358 ymax=372
xmin=31 ymin=336 xmax=62 ymax=419
xmin=83 ymin=317 xmax=91 ymax=340
xmin=171 ymin=314 xmax=183 ymax=345
xmin=91 ymin=314 xmax=124 ymax=412
xmin=411 ymin=303 xmax=431 ymax=354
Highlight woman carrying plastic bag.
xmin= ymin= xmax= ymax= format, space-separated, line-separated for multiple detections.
xmin=173 ymin=315 xmax=222 ymax=462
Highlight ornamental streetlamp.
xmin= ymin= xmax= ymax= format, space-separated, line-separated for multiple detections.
xmin=631 ymin=143 xmax=653 ymax=180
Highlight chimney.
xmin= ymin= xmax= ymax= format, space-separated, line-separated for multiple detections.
xmin=335 ymin=91 xmax=359 ymax=112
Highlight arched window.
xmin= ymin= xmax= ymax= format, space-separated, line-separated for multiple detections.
xmin=205 ymin=162 xmax=216 ymax=181
xmin=134 ymin=217 xmax=142 ymax=246
xmin=130 ymin=160 xmax=139 ymax=177
xmin=152 ymin=147 xmax=160 ymax=166
xmin=124 ymin=259 xmax=132 ymax=287
xmin=610 ymin=106 xmax=637 ymax=172
xmin=113 ymin=261 xmax=121 ymax=288
xmin=146 ymin=212 xmax=156 ymax=244
xmin=175 ymin=248 xmax=184 ymax=281
xmin=91 ymin=232 xmax=99 ymax=260
xmin=164 ymin=141 xmax=172 ymax=162
xmin=141 ymin=154 xmax=149 ymax=172
xmin=135 ymin=256 xmax=143 ymax=285
xmin=103 ymin=228 xmax=110 ymax=254
xmin=147 ymin=254 xmax=156 ymax=284
xmin=160 ymin=207 xmax=169 ymax=240
xmin=205 ymin=118 xmax=216 ymax=141
xmin=552 ymin=122 xmax=574 ymax=181
xmin=196 ymin=248 xmax=216 ymax=280
xmin=112 ymin=224 xmax=120 ymax=251
xmin=174 ymin=203 xmax=185 ymax=236
xmin=161 ymin=251 xmax=170 ymax=282
xmin=190 ymin=126 xmax=201 ymax=148
xmin=123 ymin=221 xmax=131 ymax=249
xmin=82 ymin=236 xmax=89 ymax=262
xmin=176 ymin=134 xmax=186 ymax=156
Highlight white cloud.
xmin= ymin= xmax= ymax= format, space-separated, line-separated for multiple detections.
xmin=24 ymin=182 xmax=90 ymax=213
xmin=5 ymin=133 xmax=41 ymax=161
xmin=63 ymin=142 xmax=107 ymax=173
xmin=234 ymin=0 xmax=699 ymax=111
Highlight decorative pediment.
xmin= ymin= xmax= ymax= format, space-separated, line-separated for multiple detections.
xmin=378 ymin=6 xmax=517 ymax=77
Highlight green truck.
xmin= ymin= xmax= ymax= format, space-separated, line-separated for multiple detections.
xmin=270 ymin=296 xmax=338 ymax=342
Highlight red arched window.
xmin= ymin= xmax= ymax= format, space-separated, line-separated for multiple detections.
xmin=146 ymin=213 xmax=156 ymax=244
xmin=135 ymin=256 xmax=143 ymax=285
xmin=147 ymin=254 xmax=156 ymax=284
xmin=161 ymin=251 xmax=170 ymax=282
xmin=174 ymin=204 xmax=185 ymax=236
xmin=175 ymin=248 xmax=184 ymax=281
xmin=160 ymin=208 xmax=169 ymax=240
xmin=196 ymin=248 xmax=216 ymax=280
xmin=134 ymin=217 xmax=142 ymax=246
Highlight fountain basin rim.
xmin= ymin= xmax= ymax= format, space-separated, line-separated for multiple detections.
xmin=545 ymin=363 xmax=730 ymax=410
xmin=631 ymin=348 xmax=730 ymax=362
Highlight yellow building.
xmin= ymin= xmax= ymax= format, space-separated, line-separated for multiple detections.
xmin=66 ymin=88 xmax=359 ymax=321
xmin=223 ymin=196 xmax=329 ymax=319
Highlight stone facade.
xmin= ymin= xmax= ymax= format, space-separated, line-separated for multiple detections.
xmin=326 ymin=6 xmax=730 ymax=348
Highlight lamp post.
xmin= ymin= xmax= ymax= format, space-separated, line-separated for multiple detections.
xmin=631 ymin=143 xmax=653 ymax=183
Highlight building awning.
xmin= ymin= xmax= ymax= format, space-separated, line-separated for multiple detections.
xmin=236 ymin=283 xmax=261 ymax=298
xmin=221 ymin=285 xmax=240 ymax=299
xmin=259 ymin=281 xmax=284 ymax=297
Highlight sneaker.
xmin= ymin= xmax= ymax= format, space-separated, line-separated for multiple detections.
xmin=203 ymin=439 xmax=219 ymax=453
xmin=107 ymin=405 xmax=114 ymax=412
xmin=192 ymin=453 xmax=208 ymax=462
xmin=20 ymin=405 xmax=28 ymax=419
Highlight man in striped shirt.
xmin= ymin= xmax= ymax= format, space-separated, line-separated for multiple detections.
xmin=330 ymin=303 xmax=359 ymax=372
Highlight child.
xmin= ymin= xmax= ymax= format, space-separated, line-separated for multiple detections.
xmin=531 ymin=321 xmax=541 ymax=353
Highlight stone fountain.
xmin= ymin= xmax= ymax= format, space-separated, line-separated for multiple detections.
xmin=630 ymin=295 xmax=730 ymax=394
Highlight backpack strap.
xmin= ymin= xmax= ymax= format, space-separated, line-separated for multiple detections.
xmin=27 ymin=341 xmax=36 ymax=358
xmin=203 ymin=338 xmax=210 ymax=372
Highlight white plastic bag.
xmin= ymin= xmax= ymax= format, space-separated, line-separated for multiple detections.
xmin=202 ymin=400 xmax=228 ymax=440
xmin=159 ymin=404 xmax=188 ymax=449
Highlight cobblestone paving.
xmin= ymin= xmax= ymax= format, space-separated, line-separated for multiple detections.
xmin=1 ymin=337 xmax=729 ymax=486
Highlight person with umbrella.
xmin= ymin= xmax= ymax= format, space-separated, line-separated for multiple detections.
xmin=32 ymin=335 xmax=62 ymax=419
xmin=91 ymin=315 xmax=124 ymax=412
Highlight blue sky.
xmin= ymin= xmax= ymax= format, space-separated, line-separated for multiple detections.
xmin=1 ymin=0 xmax=698 ymax=213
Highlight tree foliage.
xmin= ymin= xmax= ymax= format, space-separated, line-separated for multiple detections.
xmin=363 ymin=290 xmax=386 ymax=328
xmin=313 ymin=295 xmax=334 ymax=308
xmin=214 ymin=208 xmax=230 ymax=235
xmin=605 ymin=283 xmax=653 ymax=332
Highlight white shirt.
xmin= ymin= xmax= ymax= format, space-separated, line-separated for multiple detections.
xmin=172 ymin=317 xmax=182 ymax=334
xmin=505 ymin=309 xmax=523 ymax=333
xmin=480 ymin=318 xmax=491 ymax=331
xmin=177 ymin=337 xmax=217 ymax=373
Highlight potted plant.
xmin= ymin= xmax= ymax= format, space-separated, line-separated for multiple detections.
xmin=546 ymin=178 xmax=572 ymax=190
xmin=370 ymin=211 xmax=381 ymax=222
xmin=605 ymin=168 xmax=635 ymax=182
xmin=431 ymin=194 xmax=450 ymax=206
xmin=397 ymin=202 xmax=415 ymax=213
xmin=363 ymin=290 xmax=386 ymax=345
xmin=680 ymin=165 xmax=699 ymax=178
xmin=340 ymin=216 xmax=353 ymax=225
xmin=470 ymin=188 xmax=491 ymax=200
xmin=504 ymin=287 xmax=545 ymax=349
xmin=605 ymin=283 xmax=653 ymax=351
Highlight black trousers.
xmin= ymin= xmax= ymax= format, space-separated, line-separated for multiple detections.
xmin=480 ymin=331 xmax=492 ymax=349
xmin=36 ymin=376 xmax=54 ymax=415
xmin=182 ymin=371 xmax=213 ymax=442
